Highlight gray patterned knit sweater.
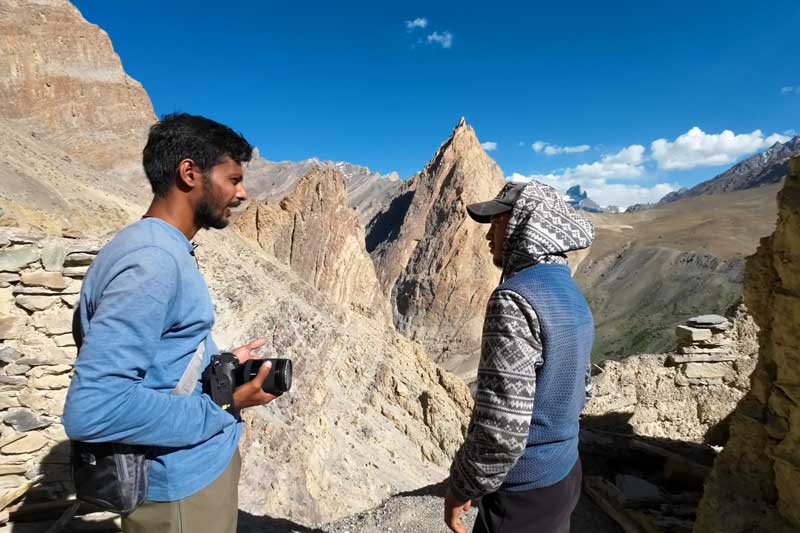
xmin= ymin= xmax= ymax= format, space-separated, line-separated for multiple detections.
xmin=448 ymin=180 xmax=595 ymax=502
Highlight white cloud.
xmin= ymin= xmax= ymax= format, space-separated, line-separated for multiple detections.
xmin=480 ymin=141 xmax=498 ymax=151
xmin=405 ymin=18 xmax=428 ymax=30
xmin=427 ymin=31 xmax=453 ymax=49
xmin=532 ymin=140 xmax=591 ymax=155
xmin=568 ymin=145 xmax=646 ymax=180
xmin=651 ymin=127 xmax=791 ymax=170
xmin=781 ymin=85 xmax=800 ymax=95
xmin=508 ymin=171 xmax=674 ymax=210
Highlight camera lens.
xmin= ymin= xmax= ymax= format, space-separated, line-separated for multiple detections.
xmin=240 ymin=358 xmax=292 ymax=394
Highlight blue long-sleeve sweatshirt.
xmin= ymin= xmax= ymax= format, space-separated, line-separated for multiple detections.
xmin=62 ymin=217 xmax=241 ymax=501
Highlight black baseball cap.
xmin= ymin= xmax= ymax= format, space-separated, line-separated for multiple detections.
xmin=466 ymin=182 xmax=525 ymax=223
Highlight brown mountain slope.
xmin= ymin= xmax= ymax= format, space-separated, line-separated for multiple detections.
xmin=575 ymin=184 xmax=780 ymax=360
xmin=0 ymin=0 xmax=154 ymax=180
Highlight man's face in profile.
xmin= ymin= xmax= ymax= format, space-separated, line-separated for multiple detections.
xmin=486 ymin=213 xmax=510 ymax=268
xmin=194 ymin=157 xmax=247 ymax=229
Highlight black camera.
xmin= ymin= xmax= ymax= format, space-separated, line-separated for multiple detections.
xmin=202 ymin=352 xmax=292 ymax=410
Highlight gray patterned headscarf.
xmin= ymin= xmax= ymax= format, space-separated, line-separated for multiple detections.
xmin=502 ymin=180 xmax=595 ymax=279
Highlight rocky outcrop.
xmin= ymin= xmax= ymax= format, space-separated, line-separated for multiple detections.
xmin=234 ymin=166 xmax=390 ymax=322
xmin=694 ymin=157 xmax=800 ymax=532
xmin=0 ymin=0 xmax=155 ymax=179
xmin=366 ymin=118 xmax=505 ymax=375
xmin=583 ymin=306 xmax=758 ymax=443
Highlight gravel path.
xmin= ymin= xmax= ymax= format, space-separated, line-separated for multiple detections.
xmin=238 ymin=490 xmax=622 ymax=533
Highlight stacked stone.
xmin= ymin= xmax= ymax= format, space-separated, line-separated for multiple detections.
xmin=669 ymin=314 xmax=736 ymax=386
xmin=0 ymin=227 xmax=101 ymax=501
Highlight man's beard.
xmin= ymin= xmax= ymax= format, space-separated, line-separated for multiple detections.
xmin=194 ymin=178 xmax=230 ymax=230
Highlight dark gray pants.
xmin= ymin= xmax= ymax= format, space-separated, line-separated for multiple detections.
xmin=473 ymin=459 xmax=582 ymax=533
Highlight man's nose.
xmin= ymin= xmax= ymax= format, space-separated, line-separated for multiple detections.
xmin=485 ymin=226 xmax=493 ymax=241
xmin=237 ymin=183 xmax=248 ymax=201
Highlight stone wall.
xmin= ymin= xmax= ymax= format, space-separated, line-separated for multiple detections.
xmin=0 ymin=227 xmax=101 ymax=501
xmin=694 ymin=157 xmax=800 ymax=532
xmin=583 ymin=306 xmax=758 ymax=443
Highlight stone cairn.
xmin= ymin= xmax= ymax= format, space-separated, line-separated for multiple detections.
xmin=667 ymin=314 xmax=735 ymax=386
xmin=0 ymin=226 xmax=102 ymax=520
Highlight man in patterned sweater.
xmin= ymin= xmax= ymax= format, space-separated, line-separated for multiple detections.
xmin=444 ymin=181 xmax=595 ymax=533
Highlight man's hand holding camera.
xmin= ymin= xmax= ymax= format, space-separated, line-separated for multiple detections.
xmin=231 ymin=338 xmax=281 ymax=409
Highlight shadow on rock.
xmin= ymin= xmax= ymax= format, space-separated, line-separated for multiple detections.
xmin=238 ymin=510 xmax=326 ymax=533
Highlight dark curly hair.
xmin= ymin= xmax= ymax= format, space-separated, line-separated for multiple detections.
xmin=142 ymin=113 xmax=253 ymax=197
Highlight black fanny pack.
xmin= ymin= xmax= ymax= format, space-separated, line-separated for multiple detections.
xmin=70 ymin=442 xmax=150 ymax=514
xmin=70 ymin=338 xmax=208 ymax=514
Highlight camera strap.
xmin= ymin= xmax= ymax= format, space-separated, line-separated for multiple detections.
xmin=172 ymin=335 xmax=210 ymax=396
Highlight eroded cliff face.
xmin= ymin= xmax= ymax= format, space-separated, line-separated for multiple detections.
xmin=694 ymin=157 xmax=800 ymax=532
xmin=234 ymin=167 xmax=390 ymax=322
xmin=0 ymin=0 xmax=155 ymax=178
xmin=367 ymin=119 xmax=505 ymax=375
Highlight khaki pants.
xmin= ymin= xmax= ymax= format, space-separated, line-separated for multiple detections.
xmin=122 ymin=449 xmax=241 ymax=533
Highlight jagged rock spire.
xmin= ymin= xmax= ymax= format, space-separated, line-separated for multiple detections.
xmin=367 ymin=118 xmax=506 ymax=372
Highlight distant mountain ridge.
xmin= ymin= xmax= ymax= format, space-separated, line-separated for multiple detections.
xmin=244 ymin=154 xmax=401 ymax=224
xmin=659 ymin=135 xmax=800 ymax=204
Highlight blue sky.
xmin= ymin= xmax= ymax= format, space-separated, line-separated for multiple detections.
xmin=74 ymin=0 xmax=799 ymax=208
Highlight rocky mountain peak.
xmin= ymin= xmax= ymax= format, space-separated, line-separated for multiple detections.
xmin=366 ymin=118 xmax=506 ymax=375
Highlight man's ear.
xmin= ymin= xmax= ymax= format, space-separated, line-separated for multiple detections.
xmin=176 ymin=158 xmax=202 ymax=192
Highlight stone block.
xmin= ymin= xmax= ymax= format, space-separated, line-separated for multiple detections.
xmin=0 ymin=287 xmax=13 ymax=315
xmin=19 ymin=389 xmax=66 ymax=417
xmin=64 ymin=253 xmax=95 ymax=266
xmin=0 ymin=245 xmax=39 ymax=272
xmin=0 ymin=314 xmax=28 ymax=340
xmin=678 ymin=345 xmax=730 ymax=355
xmin=667 ymin=354 xmax=737 ymax=365
xmin=2 ymin=364 xmax=30 ymax=376
xmin=40 ymin=239 xmax=66 ymax=272
xmin=52 ymin=333 xmax=75 ymax=347
xmin=14 ymin=295 xmax=59 ymax=312
xmin=29 ymin=373 xmax=71 ymax=390
xmin=0 ymin=273 xmax=19 ymax=287
xmin=0 ymin=345 xmax=20 ymax=363
xmin=60 ymin=294 xmax=78 ymax=308
xmin=62 ymin=266 xmax=89 ymax=278
xmin=2 ymin=408 xmax=51 ymax=432
xmin=20 ymin=271 xmax=67 ymax=290
xmin=66 ymin=242 xmax=101 ymax=255
xmin=0 ymin=228 xmax=45 ymax=245
xmin=0 ymin=395 xmax=20 ymax=410
xmin=32 ymin=310 xmax=72 ymax=336
xmin=27 ymin=365 xmax=71 ymax=378
xmin=1 ymin=433 xmax=48 ymax=454
xmin=0 ymin=464 xmax=27 ymax=476
xmin=686 ymin=377 xmax=724 ymax=386
xmin=675 ymin=325 xmax=712 ymax=342
xmin=683 ymin=362 xmax=729 ymax=379
xmin=0 ymin=376 xmax=26 ymax=387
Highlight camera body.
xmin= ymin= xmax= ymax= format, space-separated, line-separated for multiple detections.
xmin=202 ymin=353 xmax=292 ymax=410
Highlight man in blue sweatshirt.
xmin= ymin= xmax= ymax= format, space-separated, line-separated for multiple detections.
xmin=444 ymin=181 xmax=595 ymax=533
xmin=63 ymin=113 xmax=279 ymax=533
